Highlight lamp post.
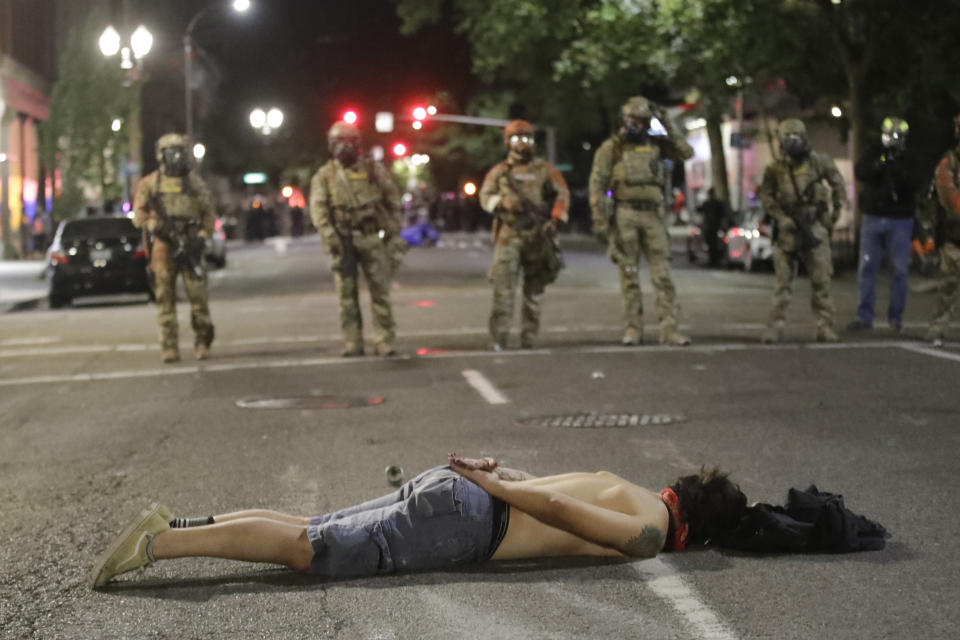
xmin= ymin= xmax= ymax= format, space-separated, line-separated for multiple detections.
xmin=184 ymin=0 xmax=252 ymax=143
xmin=249 ymin=107 xmax=284 ymax=135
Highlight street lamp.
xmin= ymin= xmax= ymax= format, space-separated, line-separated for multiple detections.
xmin=99 ymin=24 xmax=152 ymax=71
xmin=184 ymin=0 xmax=252 ymax=143
xmin=250 ymin=107 xmax=283 ymax=135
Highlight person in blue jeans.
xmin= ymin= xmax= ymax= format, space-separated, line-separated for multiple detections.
xmin=848 ymin=117 xmax=920 ymax=333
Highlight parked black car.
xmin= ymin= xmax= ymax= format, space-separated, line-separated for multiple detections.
xmin=46 ymin=217 xmax=152 ymax=308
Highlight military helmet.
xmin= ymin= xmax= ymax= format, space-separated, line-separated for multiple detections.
xmin=155 ymin=133 xmax=188 ymax=163
xmin=881 ymin=117 xmax=909 ymax=152
xmin=502 ymin=119 xmax=535 ymax=146
xmin=621 ymin=96 xmax=653 ymax=120
xmin=776 ymin=119 xmax=807 ymax=138
xmin=328 ymin=121 xmax=361 ymax=142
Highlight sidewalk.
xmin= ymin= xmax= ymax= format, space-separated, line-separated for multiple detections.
xmin=0 ymin=260 xmax=48 ymax=312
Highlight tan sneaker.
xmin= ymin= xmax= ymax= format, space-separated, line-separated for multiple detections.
xmin=659 ymin=328 xmax=691 ymax=346
xmin=374 ymin=342 xmax=396 ymax=357
xmin=89 ymin=503 xmax=172 ymax=588
xmin=194 ymin=344 xmax=210 ymax=360
xmin=816 ymin=326 xmax=841 ymax=343
xmin=162 ymin=349 xmax=180 ymax=364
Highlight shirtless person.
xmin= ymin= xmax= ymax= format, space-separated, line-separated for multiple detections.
xmin=90 ymin=455 xmax=747 ymax=587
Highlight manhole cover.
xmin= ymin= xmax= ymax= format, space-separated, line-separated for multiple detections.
xmin=236 ymin=396 xmax=384 ymax=410
xmin=517 ymin=413 xmax=686 ymax=428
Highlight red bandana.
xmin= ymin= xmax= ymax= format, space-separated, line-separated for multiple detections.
xmin=660 ymin=488 xmax=689 ymax=551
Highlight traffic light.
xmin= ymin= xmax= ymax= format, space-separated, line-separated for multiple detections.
xmin=412 ymin=106 xmax=427 ymax=121
xmin=392 ymin=142 xmax=407 ymax=157
xmin=342 ymin=109 xmax=358 ymax=125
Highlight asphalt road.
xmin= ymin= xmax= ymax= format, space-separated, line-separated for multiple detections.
xmin=1 ymin=236 xmax=958 ymax=639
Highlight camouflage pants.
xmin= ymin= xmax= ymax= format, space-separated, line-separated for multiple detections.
xmin=767 ymin=223 xmax=835 ymax=329
xmin=331 ymin=231 xmax=395 ymax=348
xmin=928 ymin=242 xmax=960 ymax=336
xmin=614 ymin=205 xmax=679 ymax=332
xmin=151 ymin=240 xmax=213 ymax=350
xmin=488 ymin=227 xmax=548 ymax=344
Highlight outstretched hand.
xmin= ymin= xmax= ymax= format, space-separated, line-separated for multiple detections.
xmin=448 ymin=453 xmax=500 ymax=487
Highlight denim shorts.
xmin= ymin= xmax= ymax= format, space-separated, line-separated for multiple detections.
xmin=306 ymin=466 xmax=495 ymax=577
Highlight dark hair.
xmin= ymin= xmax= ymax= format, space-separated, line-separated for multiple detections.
xmin=671 ymin=468 xmax=747 ymax=545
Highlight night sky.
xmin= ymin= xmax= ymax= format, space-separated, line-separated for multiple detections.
xmin=129 ymin=0 xmax=473 ymax=174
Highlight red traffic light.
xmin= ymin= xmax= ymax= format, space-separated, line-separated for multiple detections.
xmin=412 ymin=106 xmax=427 ymax=121
xmin=342 ymin=110 xmax=358 ymax=125
xmin=392 ymin=142 xmax=408 ymax=157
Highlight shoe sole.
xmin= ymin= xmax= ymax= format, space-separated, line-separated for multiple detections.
xmin=89 ymin=502 xmax=167 ymax=589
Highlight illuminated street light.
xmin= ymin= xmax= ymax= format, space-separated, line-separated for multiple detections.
xmin=130 ymin=25 xmax=153 ymax=59
xmin=249 ymin=108 xmax=266 ymax=129
xmin=726 ymin=75 xmax=740 ymax=87
xmin=193 ymin=143 xmax=206 ymax=160
xmin=281 ymin=186 xmax=294 ymax=198
xmin=233 ymin=0 xmax=251 ymax=11
xmin=392 ymin=142 xmax=407 ymax=157
xmin=412 ymin=106 xmax=427 ymax=121
xmin=99 ymin=26 xmax=121 ymax=57
xmin=831 ymin=105 xmax=843 ymax=118
xmin=250 ymin=107 xmax=283 ymax=135
xmin=412 ymin=120 xmax=423 ymax=130
xmin=266 ymin=108 xmax=284 ymax=129
xmin=427 ymin=105 xmax=437 ymax=116
xmin=463 ymin=182 xmax=477 ymax=196
xmin=111 ymin=118 xmax=123 ymax=132
xmin=343 ymin=110 xmax=359 ymax=125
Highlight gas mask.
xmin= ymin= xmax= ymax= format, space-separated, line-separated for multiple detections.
xmin=332 ymin=140 xmax=360 ymax=166
xmin=779 ymin=133 xmax=809 ymax=160
xmin=508 ymin=133 xmax=535 ymax=162
xmin=880 ymin=117 xmax=908 ymax=156
xmin=623 ymin=117 xmax=651 ymax=143
xmin=161 ymin=146 xmax=189 ymax=177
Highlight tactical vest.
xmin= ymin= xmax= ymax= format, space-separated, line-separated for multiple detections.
xmin=504 ymin=160 xmax=550 ymax=207
xmin=611 ymin=141 xmax=665 ymax=202
xmin=154 ymin=173 xmax=202 ymax=220
xmin=325 ymin=160 xmax=384 ymax=225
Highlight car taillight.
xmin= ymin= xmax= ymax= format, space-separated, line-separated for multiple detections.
xmin=728 ymin=228 xmax=741 ymax=238
xmin=132 ymin=248 xmax=148 ymax=259
xmin=214 ymin=218 xmax=223 ymax=231
xmin=50 ymin=252 xmax=69 ymax=265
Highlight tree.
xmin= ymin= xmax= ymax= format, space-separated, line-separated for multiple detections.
xmin=39 ymin=2 xmax=137 ymax=220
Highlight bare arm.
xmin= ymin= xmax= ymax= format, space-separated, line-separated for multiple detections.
xmin=448 ymin=455 xmax=536 ymax=481
xmin=449 ymin=455 xmax=664 ymax=558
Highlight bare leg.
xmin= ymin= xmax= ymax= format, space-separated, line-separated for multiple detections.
xmin=151 ymin=518 xmax=315 ymax=572
xmin=209 ymin=509 xmax=310 ymax=526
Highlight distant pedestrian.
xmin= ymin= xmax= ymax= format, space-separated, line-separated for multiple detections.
xmin=759 ymin=119 xmax=848 ymax=344
xmin=698 ymin=188 xmax=728 ymax=267
xmin=847 ymin=117 xmax=919 ymax=334
xmin=920 ymin=113 xmax=960 ymax=346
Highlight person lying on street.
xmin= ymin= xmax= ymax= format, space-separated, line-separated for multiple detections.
xmin=90 ymin=454 xmax=747 ymax=588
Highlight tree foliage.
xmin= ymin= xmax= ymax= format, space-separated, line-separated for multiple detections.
xmin=40 ymin=2 xmax=137 ymax=219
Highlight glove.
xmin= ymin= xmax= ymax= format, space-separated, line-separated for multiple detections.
xmin=322 ymin=230 xmax=342 ymax=257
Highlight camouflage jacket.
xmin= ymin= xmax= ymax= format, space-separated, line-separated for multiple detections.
xmin=588 ymin=121 xmax=693 ymax=229
xmin=309 ymin=158 xmax=402 ymax=240
xmin=479 ymin=156 xmax=570 ymax=227
xmin=132 ymin=171 xmax=216 ymax=235
xmin=758 ymin=152 xmax=848 ymax=228
xmin=918 ymin=149 xmax=960 ymax=245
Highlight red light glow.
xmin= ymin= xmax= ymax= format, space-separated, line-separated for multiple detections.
xmin=412 ymin=106 xmax=427 ymax=120
xmin=342 ymin=110 xmax=358 ymax=125
xmin=392 ymin=142 xmax=407 ymax=156
xmin=413 ymin=300 xmax=436 ymax=307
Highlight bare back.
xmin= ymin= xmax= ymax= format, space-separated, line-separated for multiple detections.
xmin=491 ymin=472 xmax=669 ymax=560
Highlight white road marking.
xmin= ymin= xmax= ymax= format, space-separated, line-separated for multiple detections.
xmin=461 ymin=369 xmax=509 ymax=404
xmin=634 ymin=558 xmax=739 ymax=640
xmin=0 ymin=340 xmax=947 ymax=388
xmin=0 ymin=336 xmax=60 ymax=346
xmin=899 ymin=343 xmax=960 ymax=363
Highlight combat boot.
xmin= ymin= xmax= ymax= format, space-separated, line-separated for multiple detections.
xmin=925 ymin=327 xmax=944 ymax=348
xmin=761 ymin=325 xmax=783 ymax=344
xmin=621 ymin=327 xmax=642 ymax=346
xmin=374 ymin=342 xmax=396 ymax=357
xmin=162 ymin=348 xmax=180 ymax=364
xmin=341 ymin=342 xmax=364 ymax=357
xmin=194 ymin=344 xmax=210 ymax=360
xmin=659 ymin=327 xmax=691 ymax=346
xmin=491 ymin=333 xmax=508 ymax=352
xmin=520 ymin=333 xmax=536 ymax=349
xmin=816 ymin=326 xmax=841 ymax=343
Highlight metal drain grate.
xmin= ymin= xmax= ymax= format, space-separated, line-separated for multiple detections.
xmin=517 ymin=413 xmax=686 ymax=428
xmin=236 ymin=396 xmax=384 ymax=410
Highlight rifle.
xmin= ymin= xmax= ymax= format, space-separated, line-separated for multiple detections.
xmin=784 ymin=165 xmax=825 ymax=255
xmin=330 ymin=213 xmax=358 ymax=279
xmin=503 ymin=171 xmax=565 ymax=282
xmin=147 ymin=190 xmax=206 ymax=279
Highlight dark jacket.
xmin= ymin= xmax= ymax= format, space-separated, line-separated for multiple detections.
xmin=854 ymin=151 xmax=919 ymax=218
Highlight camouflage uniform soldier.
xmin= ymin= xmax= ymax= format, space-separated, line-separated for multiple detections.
xmin=759 ymin=119 xmax=848 ymax=343
xmin=921 ymin=114 xmax=960 ymax=346
xmin=133 ymin=133 xmax=216 ymax=364
xmin=588 ymin=96 xmax=693 ymax=346
xmin=480 ymin=119 xmax=569 ymax=350
xmin=310 ymin=122 xmax=403 ymax=357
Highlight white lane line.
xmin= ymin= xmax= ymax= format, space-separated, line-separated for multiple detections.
xmin=461 ymin=369 xmax=509 ymax=405
xmin=0 ymin=340 xmax=941 ymax=388
xmin=899 ymin=343 xmax=960 ymax=363
xmin=634 ymin=558 xmax=739 ymax=640
xmin=0 ymin=336 xmax=60 ymax=346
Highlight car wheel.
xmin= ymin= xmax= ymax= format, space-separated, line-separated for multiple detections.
xmin=49 ymin=293 xmax=71 ymax=309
